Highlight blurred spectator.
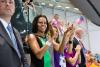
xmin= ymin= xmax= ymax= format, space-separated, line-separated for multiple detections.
xmin=95 ymin=54 xmax=100 ymax=63
xmin=64 ymin=26 xmax=81 ymax=67
xmin=22 ymin=35 xmax=30 ymax=53
xmin=90 ymin=56 xmax=99 ymax=67
xmin=11 ymin=0 xmax=27 ymax=32
xmin=73 ymin=28 xmax=87 ymax=67
xmin=86 ymin=50 xmax=92 ymax=67
xmin=22 ymin=0 xmax=36 ymax=23
xmin=50 ymin=14 xmax=64 ymax=35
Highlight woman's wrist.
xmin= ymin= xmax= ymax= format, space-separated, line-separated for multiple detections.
xmin=46 ymin=41 xmax=52 ymax=46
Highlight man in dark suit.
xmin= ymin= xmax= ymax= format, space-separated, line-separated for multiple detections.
xmin=0 ymin=0 xmax=29 ymax=67
xmin=73 ymin=28 xmax=87 ymax=67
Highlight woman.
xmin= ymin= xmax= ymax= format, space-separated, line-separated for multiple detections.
xmin=28 ymin=15 xmax=74 ymax=67
xmin=51 ymin=26 xmax=61 ymax=67
xmin=64 ymin=29 xmax=81 ymax=67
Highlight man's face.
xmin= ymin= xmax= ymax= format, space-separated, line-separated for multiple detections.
xmin=0 ymin=0 xmax=15 ymax=17
xmin=77 ymin=30 xmax=84 ymax=39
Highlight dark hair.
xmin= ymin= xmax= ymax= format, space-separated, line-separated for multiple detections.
xmin=22 ymin=0 xmax=32 ymax=2
xmin=32 ymin=15 xmax=49 ymax=34
xmin=54 ymin=14 xmax=59 ymax=16
xmin=56 ymin=36 xmax=60 ymax=43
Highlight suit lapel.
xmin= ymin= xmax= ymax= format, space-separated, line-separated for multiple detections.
xmin=13 ymin=28 xmax=24 ymax=58
xmin=0 ymin=22 xmax=14 ymax=48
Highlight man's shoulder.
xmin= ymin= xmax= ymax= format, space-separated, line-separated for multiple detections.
xmin=13 ymin=27 xmax=19 ymax=33
xmin=13 ymin=27 xmax=21 ymax=37
xmin=73 ymin=37 xmax=77 ymax=41
xmin=73 ymin=37 xmax=79 ymax=45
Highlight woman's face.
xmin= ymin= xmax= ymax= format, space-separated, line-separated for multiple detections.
xmin=37 ymin=17 xmax=47 ymax=33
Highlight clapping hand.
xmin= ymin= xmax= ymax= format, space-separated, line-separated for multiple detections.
xmin=75 ymin=45 xmax=82 ymax=54
xmin=63 ymin=23 xmax=75 ymax=41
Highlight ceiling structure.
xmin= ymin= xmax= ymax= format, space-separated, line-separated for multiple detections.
xmin=33 ymin=0 xmax=82 ymax=14
xmin=70 ymin=0 xmax=100 ymax=26
xmin=33 ymin=0 xmax=100 ymax=26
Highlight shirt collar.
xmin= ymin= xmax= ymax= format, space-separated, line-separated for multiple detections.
xmin=0 ymin=18 xmax=9 ymax=29
xmin=74 ymin=35 xmax=81 ymax=41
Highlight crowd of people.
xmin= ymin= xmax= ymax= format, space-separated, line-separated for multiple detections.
xmin=0 ymin=0 xmax=100 ymax=67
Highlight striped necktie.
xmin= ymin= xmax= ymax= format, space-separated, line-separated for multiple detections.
xmin=7 ymin=24 xmax=21 ymax=58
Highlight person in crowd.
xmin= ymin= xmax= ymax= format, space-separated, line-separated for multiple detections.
xmin=85 ymin=50 xmax=92 ymax=67
xmin=85 ymin=51 xmax=100 ymax=67
xmin=50 ymin=14 xmax=64 ymax=35
xmin=27 ymin=14 xmax=75 ymax=67
xmin=90 ymin=56 xmax=100 ymax=67
xmin=51 ymin=26 xmax=63 ymax=67
xmin=64 ymin=27 xmax=81 ymax=67
xmin=0 ymin=0 xmax=29 ymax=67
xmin=23 ymin=0 xmax=35 ymax=11
xmin=73 ymin=28 xmax=87 ymax=67
xmin=95 ymin=54 xmax=100 ymax=63
xmin=11 ymin=0 xmax=27 ymax=31
xmin=23 ymin=0 xmax=36 ymax=23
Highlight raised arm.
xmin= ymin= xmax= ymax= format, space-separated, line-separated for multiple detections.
xmin=65 ymin=45 xmax=81 ymax=66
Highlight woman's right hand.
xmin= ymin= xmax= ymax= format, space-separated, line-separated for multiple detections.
xmin=63 ymin=23 xmax=75 ymax=41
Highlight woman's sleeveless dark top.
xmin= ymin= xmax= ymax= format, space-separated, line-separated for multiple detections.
xmin=30 ymin=36 xmax=51 ymax=67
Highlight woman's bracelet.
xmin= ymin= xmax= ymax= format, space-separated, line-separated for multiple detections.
xmin=46 ymin=41 xmax=52 ymax=46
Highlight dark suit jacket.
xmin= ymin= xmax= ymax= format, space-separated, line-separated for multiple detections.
xmin=73 ymin=37 xmax=86 ymax=67
xmin=0 ymin=21 xmax=29 ymax=67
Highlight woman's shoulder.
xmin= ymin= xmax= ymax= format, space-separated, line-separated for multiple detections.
xmin=29 ymin=33 xmax=35 ymax=38
xmin=28 ymin=33 xmax=37 ymax=40
xmin=28 ymin=33 xmax=41 ymax=40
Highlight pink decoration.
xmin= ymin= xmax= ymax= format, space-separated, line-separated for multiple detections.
xmin=75 ymin=16 xmax=84 ymax=24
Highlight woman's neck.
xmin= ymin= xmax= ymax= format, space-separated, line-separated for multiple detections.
xmin=35 ymin=32 xmax=45 ymax=37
